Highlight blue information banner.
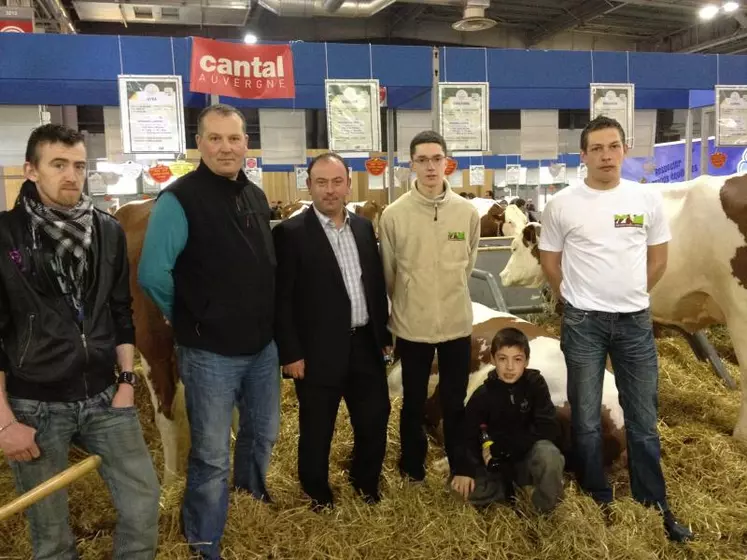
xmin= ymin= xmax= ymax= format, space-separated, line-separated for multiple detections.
xmin=622 ymin=138 xmax=747 ymax=183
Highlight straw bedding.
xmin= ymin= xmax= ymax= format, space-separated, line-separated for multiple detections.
xmin=1 ymin=321 xmax=746 ymax=560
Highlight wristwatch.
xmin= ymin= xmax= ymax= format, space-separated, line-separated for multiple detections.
xmin=116 ymin=370 xmax=137 ymax=388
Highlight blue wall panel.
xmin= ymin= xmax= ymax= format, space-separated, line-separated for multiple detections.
xmin=486 ymin=50 xmax=592 ymax=89
xmin=719 ymin=54 xmax=747 ymax=84
xmin=440 ymin=47 xmax=489 ymax=83
xmin=374 ymin=45 xmax=431 ymax=87
xmin=629 ymin=53 xmax=716 ymax=90
xmin=120 ymin=36 xmax=182 ymax=76
xmin=0 ymin=34 xmax=119 ymax=80
xmin=589 ymin=51 xmax=631 ymax=84
xmin=325 ymin=43 xmax=373 ymax=80
xmin=689 ymin=89 xmax=715 ymax=108
xmin=286 ymin=42 xmax=327 ymax=86
xmin=0 ymin=35 xmax=745 ymax=110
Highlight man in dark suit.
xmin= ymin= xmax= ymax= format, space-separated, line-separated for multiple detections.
xmin=273 ymin=152 xmax=392 ymax=510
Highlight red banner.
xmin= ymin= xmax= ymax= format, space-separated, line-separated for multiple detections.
xmin=189 ymin=37 xmax=295 ymax=100
xmin=0 ymin=20 xmax=32 ymax=32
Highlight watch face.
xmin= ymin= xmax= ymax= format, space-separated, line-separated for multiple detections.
xmin=119 ymin=371 xmax=136 ymax=386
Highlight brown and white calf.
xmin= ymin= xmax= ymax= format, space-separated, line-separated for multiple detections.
xmin=387 ymin=302 xmax=626 ymax=474
xmin=500 ymin=173 xmax=747 ymax=443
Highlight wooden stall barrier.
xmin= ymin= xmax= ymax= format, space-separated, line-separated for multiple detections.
xmin=0 ymin=166 xmax=25 ymax=211
xmin=0 ymin=455 xmax=103 ymax=522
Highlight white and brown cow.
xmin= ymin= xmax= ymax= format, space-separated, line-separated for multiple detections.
xmin=469 ymin=198 xmax=528 ymax=238
xmin=114 ymin=199 xmax=193 ymax=485
xmin=499 ymin=173 xmax=747 ymax=443
xmin=387 ymin=302 xmax=626 ymax=473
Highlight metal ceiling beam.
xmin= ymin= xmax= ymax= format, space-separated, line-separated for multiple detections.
xmin=677 ymin=30 xmax=747 ymax=53
xmin=607 ymin=0 xmax=700 ymax=9
xmin=525 ymin=0 xmax=632 ymax=47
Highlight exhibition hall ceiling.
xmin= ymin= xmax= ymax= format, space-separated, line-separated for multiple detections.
xmin=28 ymin=0 xmax=747 ymax=54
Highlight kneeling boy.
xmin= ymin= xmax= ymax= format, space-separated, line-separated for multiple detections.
xmin=451 ymin=327 xmax=565 ymax=513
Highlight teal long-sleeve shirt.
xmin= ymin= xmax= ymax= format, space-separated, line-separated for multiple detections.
xmin=138 ymin=192 xmax=188 ymax=323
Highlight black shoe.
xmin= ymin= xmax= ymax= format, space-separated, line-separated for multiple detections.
xmin=353 ymin=486 xmax=381 ymax=505
xmin=309 ymin=498 xmax=334 ymax=513
xmin=598 ymin=501 xmax=615 ymax=526
xmin=663 ymin=511 xmax=694 ymax=543
xmin=234 ymin=485 xmax=273 ymax=504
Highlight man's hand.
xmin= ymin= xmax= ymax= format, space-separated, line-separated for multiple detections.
xmin=0 ymin=422 xmax=40 ymax=462
xmin=283 ymin=359 xmax=305 ymax=380
xmin=112 ymin=384 xmax=135 ymax=408
xmin=451 ymin=475 xmax=475 ymax=500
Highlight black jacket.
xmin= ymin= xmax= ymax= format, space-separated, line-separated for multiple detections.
xmin=464 ymin=368 xmax=560 ymax=477
xmin=272 ymin=207 xmax=391 ymax=387
xmin=0 ymin=182 xmax=135 ymax=402
xmin=163 ymin=162 xmax=276 ymax=356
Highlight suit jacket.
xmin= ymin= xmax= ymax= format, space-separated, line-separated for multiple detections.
xmin=273 ymin=207 xmax=392 ymax=387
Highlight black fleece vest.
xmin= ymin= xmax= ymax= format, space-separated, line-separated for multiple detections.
xmin=163 ymin=162 xmax=276 ymax=356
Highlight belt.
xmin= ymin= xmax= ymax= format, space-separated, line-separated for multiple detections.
xmin=350 ymin=323 xmax=369 ymax=335
xmin=565 ymin=302 xmax=649 ymax=319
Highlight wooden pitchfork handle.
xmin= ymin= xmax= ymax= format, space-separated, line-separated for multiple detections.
xmin=0 ymin=455 xmax=102 ymax=522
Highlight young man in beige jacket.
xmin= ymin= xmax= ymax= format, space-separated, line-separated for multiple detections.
xmin=379 ymin=130 xmax=480 ymax=496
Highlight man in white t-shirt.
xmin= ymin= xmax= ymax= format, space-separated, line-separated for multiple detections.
xmin=539 ymin=116 xmax=693 ymax=543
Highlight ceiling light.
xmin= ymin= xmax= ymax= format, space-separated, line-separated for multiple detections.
xmin=723 ymin=2 xmax=740 ymax=13
xmin=699 ymin=4 xmax=720 ymax=19
xmin=244 ymin=32 xmax=258 ymax=44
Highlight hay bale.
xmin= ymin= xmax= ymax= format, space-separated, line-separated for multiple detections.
xmin=1 ymin=326 xmax=746 ymax=559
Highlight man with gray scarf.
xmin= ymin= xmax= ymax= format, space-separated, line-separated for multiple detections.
xmin=0 ymin=124 xmax=160 ymax=559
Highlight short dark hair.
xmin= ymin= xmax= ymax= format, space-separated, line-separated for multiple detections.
xmin=307 ymin=152 xmax=349 ymax=178
xmin=580 ymin=116 xmax=626 ymax=152
xmin=490 ymin=327 xmax=530 ymax=360
xmin=514 ymin=198 xmax=526 ymax=209
xmin=25 ymin=124 xmax=85 ymax=166
xmin=197 ymin=103 xmax=247 ymax=135
xmin=410 ymin=130 xmax=447 ymax=159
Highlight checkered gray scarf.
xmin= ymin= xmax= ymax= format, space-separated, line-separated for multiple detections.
xmin=22 ymin=191 xmax=94 ymax=316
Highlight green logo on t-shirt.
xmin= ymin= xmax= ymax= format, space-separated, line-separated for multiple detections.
xmin=614 ymin=213 xmax=644 ymax=228
xmin=448 ymin=231 xmax=466 ymax=240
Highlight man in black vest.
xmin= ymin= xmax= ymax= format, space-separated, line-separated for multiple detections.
xmin=273 ymin=153 xmax=392 ymax=510
xmin=138 ymin=104 xmax=278 ymax=560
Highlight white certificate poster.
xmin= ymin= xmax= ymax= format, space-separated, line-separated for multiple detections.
xmin=118 ymin=75 xmax=186 ymax=156
xmin=438 ymin=82 xmax=489 ymax=152
xmin=715 ymin=86 xmax=747 ymax=146
xmin=590 ymin=83 xmax=635 ymax=147
xmin=325 ymin=79 xmax=382 ymax=152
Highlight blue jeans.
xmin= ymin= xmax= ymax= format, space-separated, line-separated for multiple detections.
xmin=560 ymin=303 xmax=669 ymax=511
xmin=178 ymin=340 xmax=280 ymax=559
xmin=6 ymin=384 xmax=160 ymax=560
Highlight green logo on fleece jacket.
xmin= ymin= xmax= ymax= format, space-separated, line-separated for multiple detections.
xmin=448 ymin=231 xmax=466 ymax=241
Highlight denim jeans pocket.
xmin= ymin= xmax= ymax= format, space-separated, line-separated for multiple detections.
xmin=632 ymin=309 xmax=653 ymax=330
xmin=562 ymin=308 xmax=588 ymax=327
xmin=8 ymin=397 xmax=48 ymax=433
xmin=95 ymin=384 xmax=137 ymax=415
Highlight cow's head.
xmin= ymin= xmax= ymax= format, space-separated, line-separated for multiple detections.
xmin=501 ymin=204 xmax=529 ymax=237
xmin=479 ymin=203 xmax=505 ymax=237
xmin=500 ymin=222 xmax=544 ymax=287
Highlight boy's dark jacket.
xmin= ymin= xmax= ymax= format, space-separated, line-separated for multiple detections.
xmin=463 ymin=368 xmax=561 ymax=478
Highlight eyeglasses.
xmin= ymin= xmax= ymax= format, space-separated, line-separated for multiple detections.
xmin=413 ymin=155 xmax=446 ymax=165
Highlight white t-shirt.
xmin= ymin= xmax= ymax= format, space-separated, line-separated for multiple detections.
xmin=538 ymin=178 xmax=671 ymax=313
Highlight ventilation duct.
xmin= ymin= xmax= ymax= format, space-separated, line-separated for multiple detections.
xmin=258 ymin=0 xmax=396 ymax=18
xmin=452 ymin=0 xmax=496 ymax=32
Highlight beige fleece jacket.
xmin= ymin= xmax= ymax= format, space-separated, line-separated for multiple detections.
xmin=379 ymin=180 xmax=481 ymax=344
